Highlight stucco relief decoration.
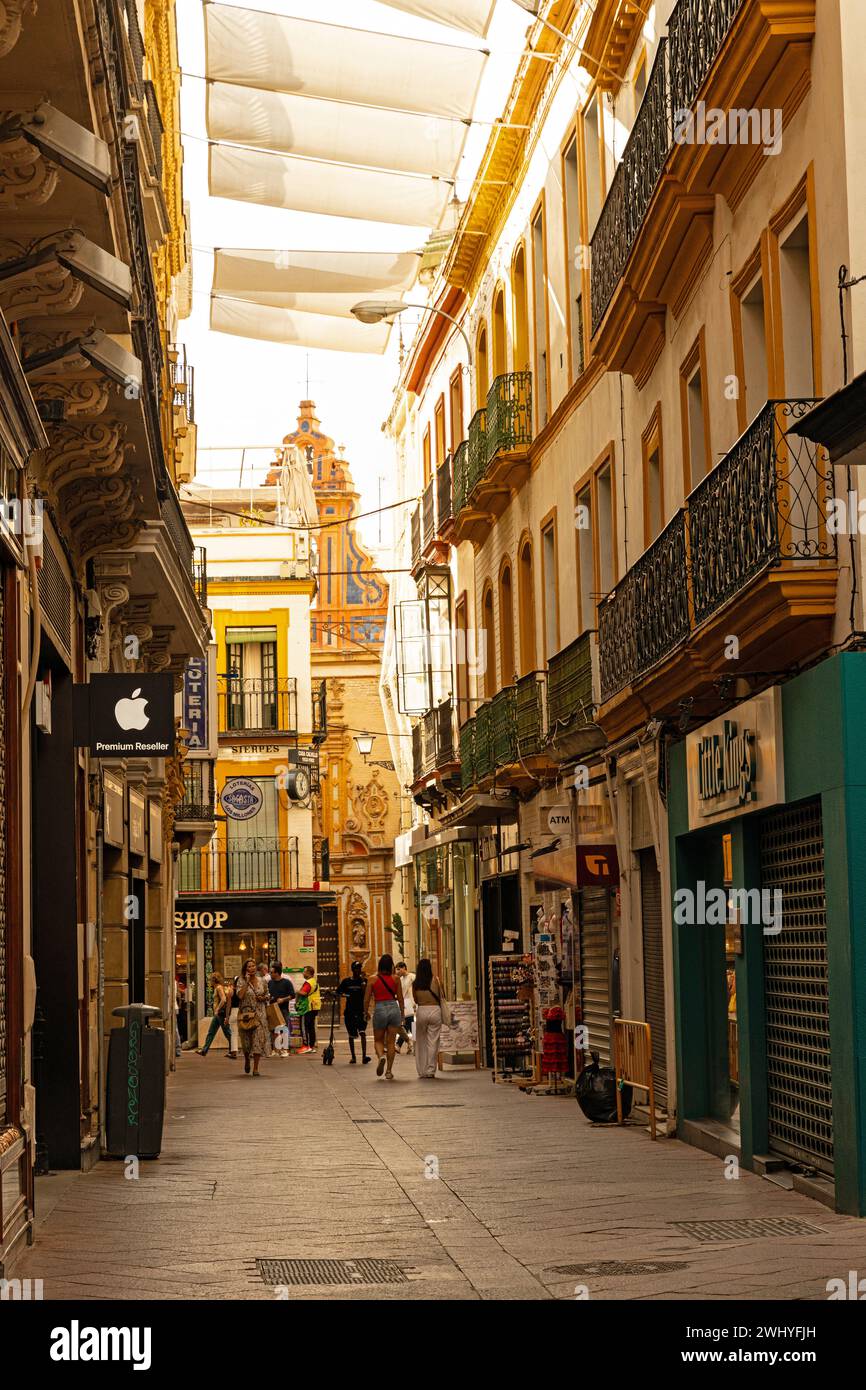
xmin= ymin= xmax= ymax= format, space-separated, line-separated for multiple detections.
xmin=347 ymin=767 xmax=388 ymax=844
xmin=0 ymin=0 xmax=36 ymax=59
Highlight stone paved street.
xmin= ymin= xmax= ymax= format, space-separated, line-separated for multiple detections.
xmin=14 ymin=1045 xmax=866 ymax=1301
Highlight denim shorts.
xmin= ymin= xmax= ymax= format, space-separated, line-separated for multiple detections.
xmin=373 ymin=1000 xmax=402 ymax=1031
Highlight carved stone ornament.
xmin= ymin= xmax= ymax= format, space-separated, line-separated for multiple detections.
xmin=0 ymin=0 xmax=37 ymax=59
xmin=343 ymin=888 xmax=369 ymax=952
xmin=37 ymin=419 xmax=129 ymax=498
xmin=33 ymin=378 xmax=110 ymax=420
xmin=348 ymin=766 xmax=389 ymax=841
xmin=0 ymin=238 xmax=85 ymax=321
xmin=0 ymin=128 xmax=58 ymax=211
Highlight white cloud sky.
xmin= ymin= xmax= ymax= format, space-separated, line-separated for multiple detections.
xmin=176 ymin=0 xmax=530 ymax=550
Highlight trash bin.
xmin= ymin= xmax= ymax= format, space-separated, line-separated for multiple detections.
xmin=106 ymin=1004 xmax=165 ymax=1159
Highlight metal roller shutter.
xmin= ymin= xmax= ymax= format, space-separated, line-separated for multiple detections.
xmin=639 ymin=849 xmax=667 ymax=1110
xmin=760 ymin=800 xmax=833 ymax=1174
xmin=579 ymin=887 xmax=612 ymax=1065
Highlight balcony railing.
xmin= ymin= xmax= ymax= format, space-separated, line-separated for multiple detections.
xmin=474 ymin=700 xmax=494 ymax=782
xmin=437 ymin=454 xmax=453 ymax=531
xmin=422 ymin=477 xmax=435 ymax=548
xmin=217 ymin=677 xmax=298 ymax=734
xmin=598 ymin=398 xmax=834 ymax=703
xmin=176 ymin=759 xmax=215 ymax=823
xmin=490 ymin=686 xmax=517 ymax=767
xmin=599 ymin=512 xmax=689 ymax=703
xmin=668 ymin=0 xmax=748 ymax=115
xmin=486 ymin=371 xmax=532 ymax=462
xmin=547 ymin=632 xmax=595 ymax=737
xmin=161 ymin=482 xmax=197 ymax=581
xmin=413 ymin=698 xmax=455 ymax=782
xmin=466 ymin=408 xmax=488 ymax=495
xmin=459 ymin=718 xmax=475 ymax=792
xmin=192 ymin=545 xmax=207 ymax=608
xmin=177 ymin=837 xmax=300 ymax=893
xmin=688 ymin=399 xmax=833 ymax=625
xmin=410 ymin=505 xmax=421 ymax=570
xmin=170 ymin=342 xmax=195 ymax=423
xmin=453 ymin=439 xmax=470 ymax=515
xmin=591 ymin=39 xmax=670 ymax=333
xmin=516 ymin=672 xmax=545 ymax=757
xmin=591 ymin=0 xmax=749 ymax=335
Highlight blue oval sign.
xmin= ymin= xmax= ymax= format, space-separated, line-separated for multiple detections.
xmin=219 ymin=776 xmax=263 ymax=821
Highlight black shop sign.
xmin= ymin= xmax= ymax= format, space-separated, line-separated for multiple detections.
xmin=74 ymin=673 xmax=175 ymax=756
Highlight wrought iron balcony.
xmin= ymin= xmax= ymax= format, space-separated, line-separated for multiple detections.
xmin=466 ymin=408 xmax=488 ymax=495
xmin=171 ymin=343 xmax=195 ymax=423
xmin=410 ymin=505 xmax=421 ymax=571
xmin=599 ymin=512 xmax=689 ymax=703
xmin=516 ymin=672 xmax=545 ymax=758
xmin=688 ymin=399 xmax=834 ymax=626
xmin=460 ymin=717 xmax=476 ymax=792
xmin=474 ymin=700 xmax=494 ymax=782
xmin=176 ymin=758 xmax=216 ymax=824
xmin=486 ymin=372 xmax=532 ymax=463
xmin=413 ymin=698 xmax=455 ymax=782
xmin=597 ymin=397 xmax=834 ymax=707
xmin=453 ymin=439 xmax=470 ymax=515
xmin=547 ymin=632 xmax=595 ymax=737
xmin=437 ymin=454 xmax=453 ymax=532
xmin=590 ymin=0 xmax=749 ymax=336
xmin=490 ymin=686 xmax=518 ymax=767
xmin=591 ymin=39 xmax=671 ymax=334
xmin=217 ymin=677 xmax=298 ymax=735
xmin=422 ymin=476 xmax=435 ymax=549
xmin=192 ymin=545 xmax=207 ymax=609
xmin=177 ymin=836 xmax=300 ymax=894
xmin=668 ymin=0 xmax=748 ymax=115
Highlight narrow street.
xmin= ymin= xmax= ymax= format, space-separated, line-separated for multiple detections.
xmin=15 ymin=1048 xmax=864 ymax=1303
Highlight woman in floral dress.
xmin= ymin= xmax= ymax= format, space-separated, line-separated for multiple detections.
xmin=236 ymin=958 xmax=270 ymax=1076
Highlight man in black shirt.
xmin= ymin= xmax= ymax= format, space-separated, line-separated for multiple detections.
xmin=268 ymin=962 xmax=294 ymax=1057
xmin=336 ymin=962 xmax=370 ymax=1064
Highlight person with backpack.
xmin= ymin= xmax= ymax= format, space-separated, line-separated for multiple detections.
xmin=363 ymin=953 xmax=404 ymax=1080
xmin=295 ymin=965 xmax=321 ymax=1053
xmin=197 ymin=973 xmax=237 ymax=1058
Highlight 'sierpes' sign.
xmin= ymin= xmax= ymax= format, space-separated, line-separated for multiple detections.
xmin=74 ymin=674 xmax=175 ymax=756
xmin=219 ymin=777 xmax=263 ymax=821
xmin=183 ymin=657 xmax=208 ymax=749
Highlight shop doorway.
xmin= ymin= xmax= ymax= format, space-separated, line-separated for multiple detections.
xmin=760 ymin=799 xmax=833 ymax=1175
xmin=174 ymin=932 xmax=198 ymax=1045
xmin=128 ymin=877 xmax=146 ymax=1004
xmin=579 ymin=886 xmax=615 ymax=1064
xmin=480 ymin=873 xmax=521 ymax=1063
xmin=639 ymin=849 xmax=668 ymax=1109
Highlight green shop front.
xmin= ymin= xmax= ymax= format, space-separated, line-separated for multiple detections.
xmin=668 ymin=655 xmax=866 ymax=1215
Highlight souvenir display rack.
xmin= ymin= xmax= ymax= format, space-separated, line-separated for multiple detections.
xmin=488 ymin=954 xmax=536 ymax=1083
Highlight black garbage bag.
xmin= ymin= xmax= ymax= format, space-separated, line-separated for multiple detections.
xmin=576 ymin=1052 xmax=632 ymax=1123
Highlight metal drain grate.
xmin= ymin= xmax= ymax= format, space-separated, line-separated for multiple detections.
xmin=549 ymin=1261 xmax=690 ymax=1277
xmin=256 ymin=1258 xmax=408 ymax=1287
xmin=405 ymin=1103 xmax=465 ymax=1110
xmin=672 ymin=1217 xmax=825 ymax=1243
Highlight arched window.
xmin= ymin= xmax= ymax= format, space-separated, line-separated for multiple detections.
xmin=499 ymin=561 xmax=515 ymax=685
xmin=512 ymin=243 xmax=529 ymax=374
xmin=482 ymin=583 xmax=496 ymax=699
xmin=476 ymin=323 xmax=489 ymax=409
xmin=492 ymin=285 xmax=507 ymax=380
xmin=518 ymin=537 xmax=536 ymax=675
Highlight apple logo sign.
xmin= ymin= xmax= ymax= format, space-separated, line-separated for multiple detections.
xmin=114 ymin=687 xmax=150 ymax=732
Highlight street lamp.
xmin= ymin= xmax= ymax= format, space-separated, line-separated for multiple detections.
xmin=351 ymin=300 xmax=473 ymax=371
xmin=353 ymin=733 xmax=375 ymax=763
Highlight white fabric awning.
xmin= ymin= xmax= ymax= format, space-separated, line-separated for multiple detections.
xmin=206 ymin=81 xmax=468 ymax=179
xmin=213 ymin=247 xmax=420 ymax=301
xmin=209 ymin=144 xmax=452 ymax=228
xmin=203 ymin=3 xmax=488 ymax=119
xmin=210 ymin=296 xmax=392 ymax=354
xmin=373 ymin=0 xmax=497 ymax=37
xmin=213 ymin=248 xmax=419 ymax=316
